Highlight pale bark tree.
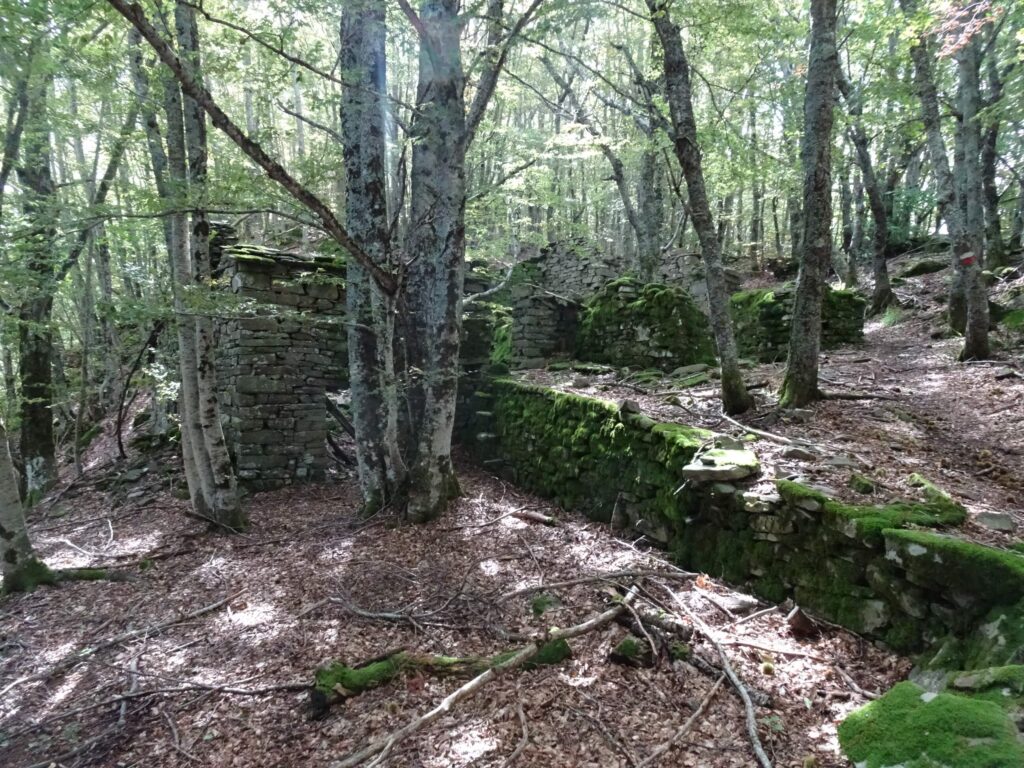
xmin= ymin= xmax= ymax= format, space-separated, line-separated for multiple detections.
xmin=899 ymin=0 xmax=989 ymax=359
xmin=175 ymin=1 xmax=245 ymax=528
xmin=402 ymin=0 xmax=469 ymax=521
xmin=779 ymin=0 xmax=838 ymax=408
xmin=341 ymin=0 xmax=406 ymax=512
xmin=646 ymin=0 xmax=753 ymax=415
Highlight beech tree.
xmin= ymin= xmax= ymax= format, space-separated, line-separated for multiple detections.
xmin=779 ymin=0 xmax=838 ymax=408
xmin=646 ymin=0 xmax=753 ymax=415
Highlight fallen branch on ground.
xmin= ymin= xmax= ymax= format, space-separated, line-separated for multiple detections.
xmin=500 ymin=570 xmax=695 ymax=602
xmin=332 ymin=587 xmax=640 ymax=768
xmin=637 ymin=674 xmax=726 ymax=767
xmin=309 ymin=640 xmax=572 ymax=717
xmin=663 ymin=589 xmax=773 ymax=768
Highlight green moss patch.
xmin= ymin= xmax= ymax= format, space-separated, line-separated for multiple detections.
xmin=576 ymin=279 xmax=715 ymax=370
xmin=776 ymin=479 xmax=966 ymax=546
xmin=883 ymin=531 xmax=1024 ymax=611
xmin=1 ymin=558 xmax=59 ymax=594
xmin=901 ymin=258 xmax=948 ymax=277
xmin=1000 ymin=309 xmax=1024 ymax=331
xmin=838 ymin=681 xmax=1024 ymax=768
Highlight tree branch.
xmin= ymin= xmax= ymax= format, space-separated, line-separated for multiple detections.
xmin=105 ymin=0 xmax=397 ymax=296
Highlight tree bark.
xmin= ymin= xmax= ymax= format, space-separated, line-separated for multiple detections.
xmin=16 ymin=62 xmax=58 ymax=499
xmin=954 ymin=34 xmax=990 ymax=360
xmin=341 ymin=0 xmax=406 ymax=513
xmin=403 ymin=0 xmax=467 ymax=521
xmin=0 ymin=420 xmax=55 ymax=593
xmin=647 ymin=0 xmax=752 ymax=414
xmin=779 ymin=0 xmax=838 ymax=408
xmin=175 ymin=1 xmax=245 ymax=529
xmin=899 ymin=0 xmax=988 ymax=357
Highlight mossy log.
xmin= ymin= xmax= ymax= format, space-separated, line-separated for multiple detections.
xmin=2 ymin=562 xmax=130 ymax=595
xmin=310 ymin=639 xmax=572 ymax=717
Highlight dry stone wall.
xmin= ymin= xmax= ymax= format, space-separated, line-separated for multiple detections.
xmin=459 ymin=377 xmax=1024 ymax=656
xmin=215 ymin=247 xmax=347 ymax=491
xmin=508 ymin=243 xmax=742 ymax=368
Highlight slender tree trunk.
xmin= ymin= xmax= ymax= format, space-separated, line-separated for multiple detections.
xmin=341 ymin=0 xmax=406 ymax=513
xmin=840 ymin=158 xmax=853 ymax=282
xmin=175 ymin=1 xmax=245 ymax=528
xmin=955 ymin=35 xmax=990 ymax=360
xmin=647 ymin=0 xmax=752 ymax=414
xmin=636 ymin=146 xmax=664 ymax=280
xmin=980 ymin=56 xmax=1004 ymax=268
xmin=779 ymin=0 xmax=838 ymax=408
xmin=16 ymin=64 xmax=57 ymax=499
xmin=900 ymin=0 xmax=988 ymax=357
xmin=403 ymin=0 xmax=467 ymax=521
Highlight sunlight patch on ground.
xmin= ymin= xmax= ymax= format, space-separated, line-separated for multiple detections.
xmin=427 ymin=719 xmax=498 ymax=766
xmin=478 ymin=558 xmax=505 ymax=576
xmin=223 ymin=601 xmax=279 ymax=628
xmin=316 ymin=540 xmax=354 ymax=562
xmin=45 ymin=667 xmax=88 ymax=708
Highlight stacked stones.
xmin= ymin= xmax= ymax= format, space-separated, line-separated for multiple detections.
xmin=730 ymin=284 xmax=867 ymax=362
xmin=215 ymin=246 xmax=347 ymax=491
xmin=654 ymin=250 xmax=742 ymax=305
xmin=575 ymin=278 xmax=716 ymax=370
xmin=466 ymin=377 xmax=1024 ymax=655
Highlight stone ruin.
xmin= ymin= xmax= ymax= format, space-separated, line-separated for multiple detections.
xmin=508 ymin=243 xmax=741 ymax=369
xmin=213 ymin=234 xmax=347 ymax=491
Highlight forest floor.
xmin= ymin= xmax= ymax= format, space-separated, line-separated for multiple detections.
xmin=524 ymin=254 xmax=1024 ymax=550
xmin=1 ymin=457 xmax=907 ymax=768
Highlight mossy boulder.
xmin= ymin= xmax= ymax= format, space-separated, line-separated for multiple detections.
xmin=838 ymin=681 xmax=1024 ymax=768
xmin=576 ymin=278 xmax=715 ymax=370
xmin=883 ymin=531 xmax=1024 ymax=613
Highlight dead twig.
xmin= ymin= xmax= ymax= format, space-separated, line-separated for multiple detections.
xmin=664 ymin=589 xmax=773 ymax=768
xmin=335 ymin=587 xmax=641 ymax=768
xmin=637 ymin=674 xmax=726 ymax=767
xmin=500 ymin=694 xmax=530 ymax=768
xmin=0 ymin=590 xmax=244 ymax=698
xmin=500 ymin=569 xmax=696 ymax=602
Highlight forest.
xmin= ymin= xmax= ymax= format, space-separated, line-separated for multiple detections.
xmin=1 ymin=0 xmax=1023 ymax=766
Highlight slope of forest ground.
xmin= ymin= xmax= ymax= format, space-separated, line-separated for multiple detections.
xmin=1 ymin=458 xmax=906 ymax=768
xmin=524 ymin=254 xmax=1024 ymax=549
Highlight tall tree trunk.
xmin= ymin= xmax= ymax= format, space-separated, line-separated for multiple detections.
xmin=175 ymin=1 xmax=245 ymax=529
xmin=0 ymin=420 xmax=55 ymax=593
xmin=341 ymin=0 xmax=406 ymax=513
xmin=647 ymin=0 xmax=752 ymax=414
xmin=779 ymin=0 xmax=838 ymax=408
xmin=954 ymin=34 xmax=990 ymax=360
xmin=899 ymin=0 xmax=988 ymax=357
xmin=404 ymin=0 xmax=467 ymax=521
xmin=159 ymin=28 xmax=219 ymax=520
xmin=980 ymin=55 xmax=1005 ymax=269
xmin=16 ymin=64 xmax=57 ymax=499
xmin=636 ymin=146 xmax=663 ymax=280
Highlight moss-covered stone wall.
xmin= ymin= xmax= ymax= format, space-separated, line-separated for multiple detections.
xmin=462 ymin=378 xmax=1024 ymax=654
xmin=730 ymin=285 xmax=867 ymax=362
xmin=576 ymin=279 xmax=716 ymax=370
xmin=459 ymin=378 xmax=1024 ymax=764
